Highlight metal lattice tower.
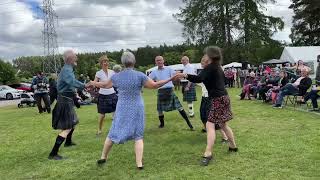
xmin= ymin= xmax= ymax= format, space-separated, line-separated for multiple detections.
xmin=42 ymin=0 xmax=60 ymax=74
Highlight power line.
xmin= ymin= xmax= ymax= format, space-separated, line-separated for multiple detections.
xmin=58 ymin=13 xmax=164 ymax=19
xmin=59 ymin=21 xmax=180 ymax=28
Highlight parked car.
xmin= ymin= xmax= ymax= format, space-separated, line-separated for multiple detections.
xmin=9 ymin=83 xmax=32 ymax=92
xmin=0 ymin=85 xmax=21 ymax=100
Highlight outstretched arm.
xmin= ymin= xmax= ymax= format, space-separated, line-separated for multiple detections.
xmin=144 ymin=77 xmax=174 ymax=89
xmin=90 ymin=80 xmax=113 ymax=89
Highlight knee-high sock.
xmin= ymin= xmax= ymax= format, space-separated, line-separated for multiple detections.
xmin=49 ymin=135 xmax=65 ymax=156
xmin=65 ymin=128 xmax=74 ymax=145
xmin=187 ymin=103 xmax=194 ymax=116
xmin=158 ymin=115 xmax=164 ymax=127
xmin=179 ymin=110 xmax=193 ymax=129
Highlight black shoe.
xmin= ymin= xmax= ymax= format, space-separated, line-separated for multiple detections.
xmin=47 ymin=109 xmax=51 ymax=114
xmin=64 ymin=142 xmax=77 ymax=147
xmin=200 ymin=155 xmax=213 ymax=166
xmin=48 ymin=154 xmax=64 ymax=160
xmin=221 ymin=139 xmax=228 ymax=144
xmin=229 ymin=147 xmax=238 ymax=152
xmin=158 ymin=124 xmax=164 ymax=128
xmin=272 ymin=104 xmax=282 ymax=109
xmin=309 ymin=108 xmax=319 ymax=112
xmin=189 ymin=127 xmax=194 ymax=131
xmin=137 ymin=166 xmax=144 ymax=170
xmin=97 ymin=159 xmax=106 ymax=165
xmin=201 ymin=129 xmax=207 ymax=133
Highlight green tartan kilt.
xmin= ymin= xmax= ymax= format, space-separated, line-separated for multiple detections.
xmin=182 ymin=82 xmax=197 ymax=102
xmin=157 ymin=88 xmax=182 ymax=112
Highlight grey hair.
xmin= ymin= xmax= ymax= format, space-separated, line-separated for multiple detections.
xmin=113 ymin=64 xmax=122 ymax=72
xmin=121 ymin=51 xmax=136 ymax=67
xmin=63 ymin=50 xmax=75 ymax=64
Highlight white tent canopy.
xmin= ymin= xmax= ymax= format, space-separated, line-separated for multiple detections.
xmin=280 ymin=46 xmax=320 ymax=77
xmin=146 ymin=63 xmax=202 ymax=74
xmin=280 ymin=46 xmax=320 ymax=63
xmin=223 ymin=62 xmax=242 ymax=69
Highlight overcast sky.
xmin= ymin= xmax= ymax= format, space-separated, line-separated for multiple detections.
xmin=0 ymin=0 xmax=293 ymax=61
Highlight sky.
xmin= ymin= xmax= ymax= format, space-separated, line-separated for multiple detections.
xmin=0 ymin=0 xmax=294 ymax=61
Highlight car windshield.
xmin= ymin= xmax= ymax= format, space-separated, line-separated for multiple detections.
xmin=1 ymin=85 xmax=15 ymax=90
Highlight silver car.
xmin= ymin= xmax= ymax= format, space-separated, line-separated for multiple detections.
xmin=0 ymin=85 xmax=21 ymax=100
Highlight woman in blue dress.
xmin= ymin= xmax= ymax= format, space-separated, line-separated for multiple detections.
xmin=90 ymin=51 xmax=175 ymax=169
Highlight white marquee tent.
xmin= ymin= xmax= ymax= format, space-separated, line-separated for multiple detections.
xmin=223 ymin=62 xmax=242 ymax=69
xmin=280 ymin=46 xmax=320 ymax=76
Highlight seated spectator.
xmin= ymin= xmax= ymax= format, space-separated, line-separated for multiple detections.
xmin=240 ymin=72 xmax=258 ymax=100
xmin=302 ymin=87 xmax=320 ymax=111
xmin=260 ymin=70 xmax=280 ymax=101
xmin=257 ymin=70 xmax=270 ymax=100
xmin=273 ymin=69 xmax=312 ymax=108
xmin=267 ymin=71 xmax=289 ymax=103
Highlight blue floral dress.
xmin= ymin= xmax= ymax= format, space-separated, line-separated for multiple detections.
xmin=107 ymin=68 xmax=148 ymax=144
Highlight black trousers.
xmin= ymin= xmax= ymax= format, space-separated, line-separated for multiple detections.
xmin=49 ymin=93 xmax=57 ymax=105
xmin=35 ymin=93 xmax=51 ymax=113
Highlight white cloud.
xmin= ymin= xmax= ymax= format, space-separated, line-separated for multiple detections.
xmin=0 ymin=0 xmax=293 ymax=61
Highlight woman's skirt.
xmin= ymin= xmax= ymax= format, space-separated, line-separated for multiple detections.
xmin=52 ymin=95 xmax=78 ymax=130
xmin=157 ymin=88 xmax=182 ymax=112
xmin=207 ymin=95 xmax=233 ymax=125
xmin=97 ymin=93 xmax=118 ymax=114
xmin=182 ymin=82 xmax=197 ymax=102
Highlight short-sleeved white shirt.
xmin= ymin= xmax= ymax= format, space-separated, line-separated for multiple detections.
xmin=181 ymin=63 xmax=196 ymax=82
xmin=95 ymin=69 xmax=115 ymax=95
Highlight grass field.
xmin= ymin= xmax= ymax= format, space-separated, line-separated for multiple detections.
xmin=0 ymin=88 xmax=319 ymax=180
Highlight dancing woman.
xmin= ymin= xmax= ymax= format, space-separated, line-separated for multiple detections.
xmin=90 ymin=51 xmax=176 ymax=169
xmin=176 ymin=46 xmax=238 ymax=166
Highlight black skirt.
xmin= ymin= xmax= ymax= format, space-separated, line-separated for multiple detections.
xmin=97 ymin=93 xmax=118 ymax=114
xmin=52 ymin=95 xmax=78 ymax=130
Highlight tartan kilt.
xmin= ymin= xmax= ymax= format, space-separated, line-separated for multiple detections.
xmin=157 ymin=88 xmax=182 ymax=112
xmin=52 ymin=95 xmax=78 ymax=130
xmin=97 ymin=93 xmax=118 ymax=114
xmin=182 ymin=82 xmax=197 ymax=102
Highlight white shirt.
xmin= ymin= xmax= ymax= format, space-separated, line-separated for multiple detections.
xmin=95 ymin=69 xmax=115 ymax=95
xmin=198 ymin=83 xmax=208 ymax=97
xmin=181 ymin=63 xmax=196 ymax=82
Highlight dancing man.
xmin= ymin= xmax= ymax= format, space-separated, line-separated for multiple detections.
xmin=49 ymin=50 xmax=88 ymax=160
xmin=149 ymin=56 xmax=193 ymax=130
xmin=180 ymin=56 xmax=197 ymax=117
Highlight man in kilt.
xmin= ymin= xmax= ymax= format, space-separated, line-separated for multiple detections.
xmin=48 ymin=50 xmax=88 ymax=160
xmin=180 ymin=56 xmax=197 ymax=117
xmin=149 ymin=56 xmax=193 ymax=130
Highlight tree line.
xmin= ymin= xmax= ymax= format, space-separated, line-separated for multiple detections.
xmin=1 ymin=0 xmax=319 ymax=85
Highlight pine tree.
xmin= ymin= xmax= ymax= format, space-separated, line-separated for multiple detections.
xmin=290 ymin=0 xmax=320 ymax=46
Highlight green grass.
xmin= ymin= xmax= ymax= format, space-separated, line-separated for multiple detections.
xmin=0 ymin=88 xmax=319 ymax=180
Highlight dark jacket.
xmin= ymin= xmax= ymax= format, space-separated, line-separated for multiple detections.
xmin=316 ymin=64 xmax=320 ymax=85
xmin=298 ymin=77 xmax=312 ymax=95
xmin=279 ymin=77 xmax=289 ymax=87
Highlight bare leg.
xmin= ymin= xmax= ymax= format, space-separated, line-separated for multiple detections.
xmin=220 ymin=123 xmax=237 ymax=148
xmin=220 ymin=129 xmax=228 ymax=140
xmin=204 ymin=121 xmax=216 ymax=157
xmin=97 ymin=113 xmax=105 ymax=134
xmin=100 ymin=137 xmax=113 ymax=160
xmin=135 ymin=139 xmax=144 ymax=167
xmin=59 ymin=129 xmax=71 ymax=138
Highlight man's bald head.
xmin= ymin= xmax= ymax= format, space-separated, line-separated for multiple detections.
xmin=155 ymin=56 xmax=165 ymax=68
